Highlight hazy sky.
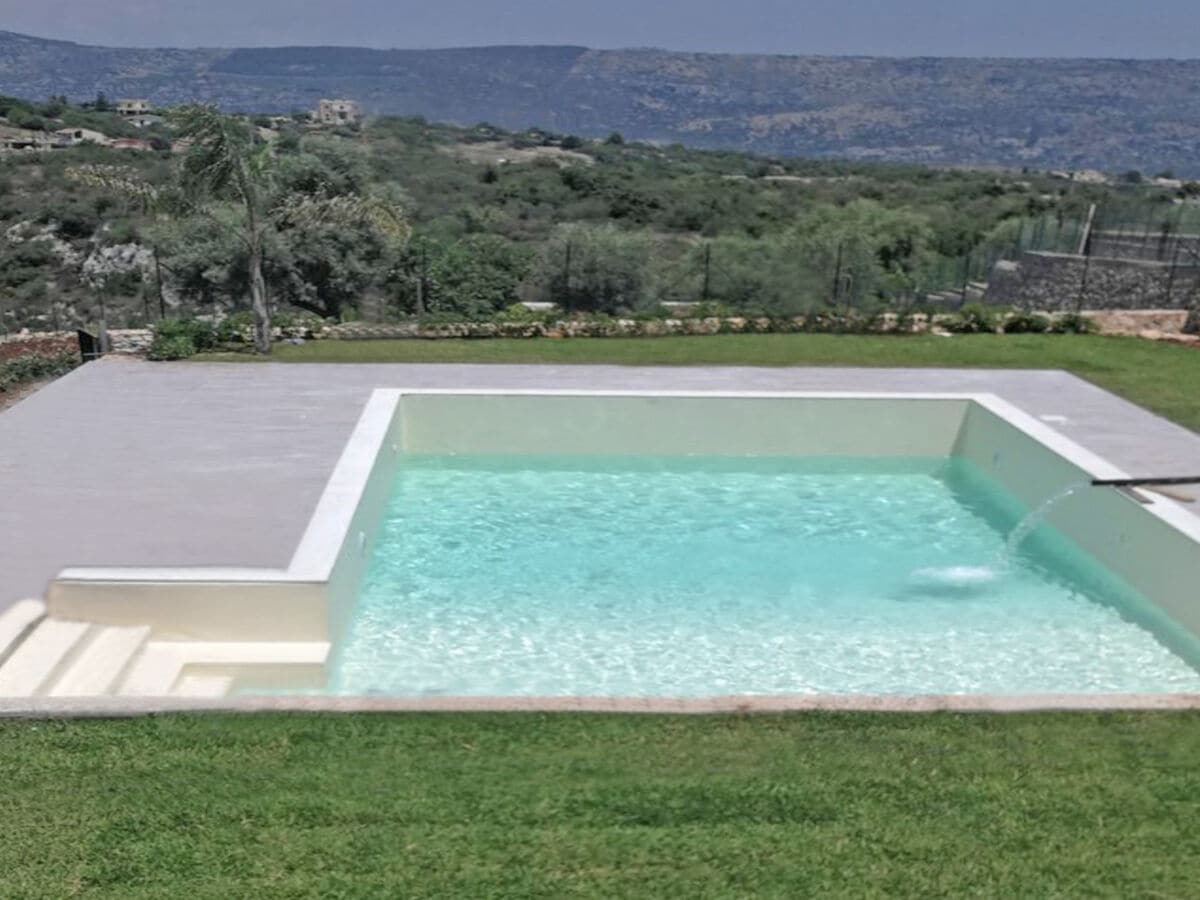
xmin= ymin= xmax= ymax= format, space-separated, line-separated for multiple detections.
xmin=1 ymin=0 xmax=1196 ymax=58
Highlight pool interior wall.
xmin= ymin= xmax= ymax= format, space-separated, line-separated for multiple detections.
xmin=46 ymin=391 xmax=1200 ymax=696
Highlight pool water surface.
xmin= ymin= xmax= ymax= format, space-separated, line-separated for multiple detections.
xmin=331 ymin=455 xmax=1200 ymax=696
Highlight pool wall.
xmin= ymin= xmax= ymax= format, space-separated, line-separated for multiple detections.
xmin=398 ymin=392 xmax=970 ymax=456
xmin=43 ymin=390 xmax=1200 ymax=665
xmin=957 ymin=397 xmax=1200 ymax=638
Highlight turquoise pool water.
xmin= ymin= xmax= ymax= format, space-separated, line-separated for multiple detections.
xmin=332 ymin=455 xmax=1200 ymax=697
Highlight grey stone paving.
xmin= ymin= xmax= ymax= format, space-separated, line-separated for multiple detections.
xmin=2 ymin=357 xmax=1198 ymax=611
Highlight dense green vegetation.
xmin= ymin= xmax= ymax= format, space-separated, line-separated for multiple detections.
xmin=1 ymin=96 xmax=1191 ymax=336
xmin=3 ymin=712 xmax=1199 ymax=897
xmin=209 ymin=334 xmax=1200 ymax=432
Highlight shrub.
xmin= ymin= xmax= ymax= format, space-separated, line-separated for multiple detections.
xmin=0 ymin=350 xmax=79 ymax=391
xmin=272 ymin=310 xmax=326 ymax=335
xmin=943 ymin=303 xmax=1000 ymax=334
xmin=148 ymin=318 xmax=217 ymax=360
xmin=417 ymin=310 xmax=474 ymax=326
xmin=689 ymin=301 xmax=736 ymax=319
xmin=1002 ymin=311 xmax=1051 ymax=334
xmin=494 ymin=303 xmax=555 ymax=325
xmin=1049 ymin=312 xmax=1094 ymax=334
xmin=146 ymin=334 xmax=197 ymax=361
xmin=215 ymin=310 xmax=256 ymax=343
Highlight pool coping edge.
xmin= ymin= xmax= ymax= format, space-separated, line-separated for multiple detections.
xmin=3 ymin=692 xmax=1200 ymax=718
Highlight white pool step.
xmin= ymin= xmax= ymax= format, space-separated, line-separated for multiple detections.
xmin=48 ymin=625 xmax=151 ymax=697
xmin=173 ymin=674 xmax=236 ymax=698
xmin=0 ymin=607 xmax=330 ymax=698
xmin=0 ymin=618 xmax=91 ymax=696
xmin=118 ymin=641 xmax=330 ymax=697
xmin=0 ymin=599 xmax=46 ymax=665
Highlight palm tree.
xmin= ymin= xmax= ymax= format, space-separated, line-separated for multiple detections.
xmin=71 ymin=105 xmax=409 ymax=354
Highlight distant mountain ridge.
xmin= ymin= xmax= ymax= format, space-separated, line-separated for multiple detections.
xmin=2 ymin=30 xmax=1199 ymax=174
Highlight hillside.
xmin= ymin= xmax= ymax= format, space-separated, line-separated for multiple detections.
xmin=2 ymin=31 xmax=1200 ymax=174
xmin=5 ymin=97 xmax=1189 ymax=336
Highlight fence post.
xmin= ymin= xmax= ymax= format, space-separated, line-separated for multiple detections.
xmin=1165 ymin=241 xmax=1181 ymax=306
xmin=563 ymin=240 xmax=573 ymax=312
xmin=1077 ymin=204 xmax=1097 ymax=256
xmin=831 ymin=241 xmax=844 ymax=306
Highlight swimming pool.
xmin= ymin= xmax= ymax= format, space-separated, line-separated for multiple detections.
xmin=333 ymin=453 xmax=1200 ymax=696
xmin=43 ymin=391 xmax=1200 ymax=703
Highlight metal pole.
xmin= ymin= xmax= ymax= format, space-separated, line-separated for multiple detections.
xmin=831 ymin=241 xmax=843 ymax=305
xmin=1165 ymin=241 xmax=1181 ymax=307
xmin=1077 ymin=204 xmax=1097 ymax=257
xmin=153 ymin=246 xmax=167 ymax=319
xmin=563 ymin=240 xmax=573 ymax=312
xmin=415 ymin=244 xmax=426 ymax=316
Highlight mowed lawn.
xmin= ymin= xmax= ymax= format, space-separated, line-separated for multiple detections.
xmin=211 ymin=333 xmax=1200 ymax=431
xmin=4 ymin=712 xmax=1200 ymax=898
xmin=11 ymin=334 xmax=1191 ymax=896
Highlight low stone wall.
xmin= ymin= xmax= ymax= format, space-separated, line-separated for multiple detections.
xmin=987 ymin=251 xmax=1200 ymax=310
xmin=0 ymin=329 xmax=153 ymax=356
xmin=0 ymin=333 xmax=81 ymax=361
xmin=10 ymin=309 xmax=1200 ymax=361
xmin=106 ymin=329 xmax=154 ymax=354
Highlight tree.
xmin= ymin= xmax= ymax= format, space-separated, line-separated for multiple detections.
xmin=534 ymin=224 xmax=655 ymax=313
xmin=73 ymin=105 xmax=409 ymax=353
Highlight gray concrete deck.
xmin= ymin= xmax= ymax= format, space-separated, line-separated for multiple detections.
xmin=2 ymin=357 xmax=1198 ymax=612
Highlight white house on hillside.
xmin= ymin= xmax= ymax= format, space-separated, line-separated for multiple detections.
xmin=313 ymin=99 xmax=363 ymax=126
xmin=55 ymin=127 xmax=111 ymax=146
xmin=116 ymin=99 xmax=152 ymax=117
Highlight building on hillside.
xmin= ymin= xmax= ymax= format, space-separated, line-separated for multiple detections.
xmin=116 ymin=99 xmax=152 ymax=117
xmin=110 ymin=138 xmax=153 ymax=151
xmin=313 ymin=99 xmax=362 ymax=126
xmin=55 ymin=127 xmax=111 ymax=146
xmin=0 ymin=125 xmax=55 ymax=152
xmin=127 ymin=114 xmax=164 ymax=129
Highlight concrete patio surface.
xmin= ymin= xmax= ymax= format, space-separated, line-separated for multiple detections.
xmin=2 ymin=357 xmax=1198 ymax=612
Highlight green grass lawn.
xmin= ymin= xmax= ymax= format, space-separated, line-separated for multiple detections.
xmin=208 ymin=333 xmax=1200 ymax=431
xmin=4 ymin=712 xmax=1200 ymax=898
xmin=32 ymin=335 xmax=1191 ymax=896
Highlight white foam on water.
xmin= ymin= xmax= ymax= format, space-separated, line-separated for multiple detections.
xmin=910 ymin=565 xmax=1001 ymax=585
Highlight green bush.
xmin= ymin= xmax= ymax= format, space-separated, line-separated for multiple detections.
xmin=1002 ymin=311 xmax=1052 ymax=333
xmin=273 ymin=310 xmax=327 ymax=334
xmin=417 ymin=310 xmax=474 ymax=326
xmin=215 ymin=310 xmax=256 ymax=343
xmin=0 ymin=351 xmax=79 ymax=391
xmin=148 ymin=318 xmax=217 ymax=360
xmin=1050 ymin=312 xmax=1094 ymax=334
xmin=146 ymin=334 xmax=197 ymax=360
xmin=944 ymin=303 xmax=1000 ymax=334
xmin=493 ymin=303 xmax=555 ymax=325
xmin=689 ymin=301 xmax=737 ymax=319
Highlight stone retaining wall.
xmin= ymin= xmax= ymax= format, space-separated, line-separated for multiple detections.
xmin=1087 ymin=231 xmax=1200 ymax=263
xmin=986 ymin=251 xmax=1200 ymax=310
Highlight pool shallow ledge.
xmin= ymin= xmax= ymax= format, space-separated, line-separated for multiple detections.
xmin=47 ymin=388 xmax=404 ymax=644
xmin=42 ymin=389 xmax=1200 ymax=698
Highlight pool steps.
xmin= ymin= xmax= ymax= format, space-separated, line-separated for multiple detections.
xmin=0 ymin=599 xmax=47 ymax=668
xmin=50 ymin=625 xmax=152 ymax=697
xmin=0 ymin=601 xmax=329 ymax=698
